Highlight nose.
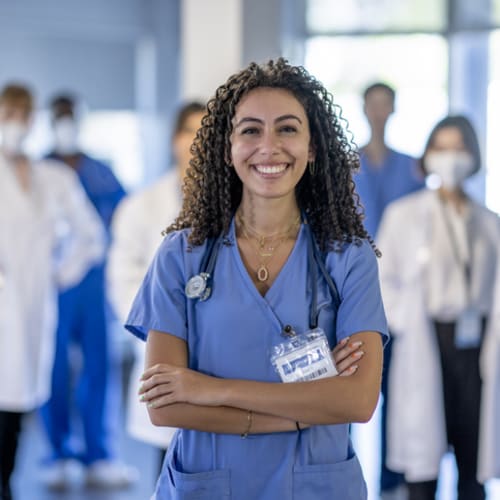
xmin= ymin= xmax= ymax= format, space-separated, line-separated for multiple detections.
xmin=258 ymin=129 xmax=281 ymax=155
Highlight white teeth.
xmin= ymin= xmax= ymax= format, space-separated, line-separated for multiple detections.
xmin=255 ymin=164 xmax=287 ymax=174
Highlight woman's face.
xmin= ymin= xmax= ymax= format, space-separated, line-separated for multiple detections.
xmin=173 ymin=111 xmax=205 ymax=181
xmin=425 ymin=125 xmax=475 ymax=190
xmin=0 ymin=102 xmax=31 ymax=155
xmin=230 ymin=87 xmax=314 ymax=203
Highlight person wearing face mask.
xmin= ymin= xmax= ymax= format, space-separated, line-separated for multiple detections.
xmin=0 ymin=84 xmax=105 ymax=500
xmin=38 ymin=94 xmax=137 ymax=490
xmin=377 ymin=115 xmax=500 ymax=500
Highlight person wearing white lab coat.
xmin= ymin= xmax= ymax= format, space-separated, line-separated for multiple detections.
xmin=377 ymin=115 xmax=500 ymax=500
xmin=0 ymin=84 xmax=105 ymax=500
xmin=107 ymin=102 xmax=206 ymax=472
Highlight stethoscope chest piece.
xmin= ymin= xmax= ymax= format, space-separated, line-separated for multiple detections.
xmin=185 ymin=272 xmax=211 ymax=301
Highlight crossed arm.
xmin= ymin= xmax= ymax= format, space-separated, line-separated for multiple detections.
xmin=139 ymin=329 xmax=383 ymax=435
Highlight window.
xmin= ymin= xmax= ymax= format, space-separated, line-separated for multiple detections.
xmin=307 ymin=0 xmax=446 ymax=33
xmin=79 ymin=111 xmax=143 ymax=189
xmin=487 ymin=30 xmax=500 ymax=213
xmin=305 ymin=0 xmax=500 ymax=210
xmin=305 ymin=35 xmax=447 ymax=156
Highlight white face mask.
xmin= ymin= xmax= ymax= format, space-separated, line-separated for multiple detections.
xmin=425 ymin=151 xmax=475 ymax=190
xmin=53 ymin=117 xmax=79 ymax=155
xmin=0 ymin=121 xmax=29 ymax=155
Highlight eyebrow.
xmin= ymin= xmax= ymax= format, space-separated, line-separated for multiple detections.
xmin=234 ymin=114 xmax=303 ymax=128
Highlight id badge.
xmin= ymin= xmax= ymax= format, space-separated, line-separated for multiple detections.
xmin=454 ymin=307 xmax=482 ymax=349
xmin=270 ymin=328 xmax=338 ymax=383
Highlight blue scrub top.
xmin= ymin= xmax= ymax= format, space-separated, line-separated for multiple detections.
xmin=47 ymin=152 xmax=126 ymax=232
xmin=126 ymin=219 xmax=388 ymax=500
xmin=355 ymin=149 xmax=424 ymax=238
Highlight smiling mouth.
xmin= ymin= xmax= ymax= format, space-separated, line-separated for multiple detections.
xmin=253 ymin=163 xmax=289 ymax=175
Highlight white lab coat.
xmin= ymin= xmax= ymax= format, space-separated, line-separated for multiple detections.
xmin=377 ymin=188 xmax=500 ymax=483
xmin=108 ymin=170 xmax=180 ymax=448
xmin=0 ymin=155 xmax=105 ymax=412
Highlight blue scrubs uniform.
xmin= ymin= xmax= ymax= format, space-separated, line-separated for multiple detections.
xmin=126 ymin=219 xmax=388 ymax=499
xmin=355 ymin=148 xmax=424 ymax=492
xmin=41 ymin=153 xmax=126 ymax=464
xmin=355 ymin=149 xmax=424 ymax=238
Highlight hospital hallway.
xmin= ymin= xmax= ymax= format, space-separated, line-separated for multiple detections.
xmin=10 ymin=352 xmax=500 ymax=500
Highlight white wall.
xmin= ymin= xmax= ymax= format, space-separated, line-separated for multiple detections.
xmin=180 ymin=0 xmax=243 ymax=101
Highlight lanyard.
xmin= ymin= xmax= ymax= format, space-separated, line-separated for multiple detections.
xmin=438 ymin=197 xmax=472 ymax=294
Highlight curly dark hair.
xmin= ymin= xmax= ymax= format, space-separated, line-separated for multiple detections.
xmin=167 ymin=58 xmax=373 ymax=254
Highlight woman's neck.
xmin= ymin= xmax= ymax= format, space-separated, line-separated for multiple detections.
xmin=236 ymin=197 xmax=301 ymax=236
xmin=438 ymin=187 xmax=468 ymax=213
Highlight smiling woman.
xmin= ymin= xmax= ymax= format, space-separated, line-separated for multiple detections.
xmin=125 ymin=58 xmax=388 ymax=500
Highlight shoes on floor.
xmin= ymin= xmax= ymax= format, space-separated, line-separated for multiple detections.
xmin=85 ymin=460 xmax=139 ymax=489
xmin=39 ymin=459 xmax=82 ymax=491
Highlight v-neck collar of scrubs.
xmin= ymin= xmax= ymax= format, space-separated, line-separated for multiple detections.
xmin=228 ymin=216 xmax=306 ymax=304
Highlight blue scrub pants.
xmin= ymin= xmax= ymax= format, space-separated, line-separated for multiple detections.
xmin=40 ymin=266 xmax=117 ymax=465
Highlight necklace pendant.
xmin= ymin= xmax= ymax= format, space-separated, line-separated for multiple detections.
xmin=257 ymin=264 xmax=269 ymax=282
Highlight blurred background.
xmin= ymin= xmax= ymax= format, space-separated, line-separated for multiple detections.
xmin=1 ymin=0 xmax=499 ymax=499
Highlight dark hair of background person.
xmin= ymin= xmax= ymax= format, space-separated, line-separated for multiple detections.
xmin=167 ymin=57 xmax=375 ymax=254
xmin=173 ymin=101 xmax=206 ymax=136
xmin=419 ymin=114 xmax=482 ymax=177
xmin=363 ymin=82 xmax=396 ymax=103
xmin=49 ymin=94 xmax=77 ymax=120
xmin=0 ymin=83 xmax=34 ymax=114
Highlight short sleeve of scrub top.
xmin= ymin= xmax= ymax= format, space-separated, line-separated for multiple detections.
xmin=327 ymin=239 xmax=388 ymax=344
xmin=125 ymin=230 xmax=194 ymax=342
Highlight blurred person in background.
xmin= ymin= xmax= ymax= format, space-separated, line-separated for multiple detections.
xmin=38 ymin=94 xmax=137 ymax=490
xmin=355 ymin=82 xmax=424 ymax=500
xmin=0 ymin=83 xmax=105 ymax=500
xmin=377 ymin=115 xmax=500 ymax=500
xmin=107 ymin=101 xmax=206 ymax=476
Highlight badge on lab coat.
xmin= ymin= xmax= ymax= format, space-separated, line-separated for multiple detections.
xmin=455 ymin=307 xmax=482 ymax=349
xmin=270 ymin=328 xmax=338 ymax=383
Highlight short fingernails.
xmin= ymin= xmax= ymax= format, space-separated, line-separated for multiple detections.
xmin=350 ymin=341 xmax=363 ymax=349
xmin=340 ymin=337 xmax=350 ymax=346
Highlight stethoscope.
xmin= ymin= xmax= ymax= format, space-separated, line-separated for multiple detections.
xmin=185 ymin=220 xmax=341 ymax=333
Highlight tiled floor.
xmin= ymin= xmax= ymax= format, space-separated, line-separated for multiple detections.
xmin=12 ymin=411 xmax=158 ymax=500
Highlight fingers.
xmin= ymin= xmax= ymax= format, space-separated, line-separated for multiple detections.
xmin=139 ymin=376 xmax=172 ymax=401
xmin=339 ymin=364 xmax=358 ymax=377
xmin=333 ymin=339 xmax=364 ymax=365
xmin=140 ymin=363 xmax=175 ymax=381
xmin=138 ymin=372 xmax=172 ymax=394
xmin=335 ymin=349 xmax=364 ymax=374
xmin=331 ymin=336 xmax=350 ymax=356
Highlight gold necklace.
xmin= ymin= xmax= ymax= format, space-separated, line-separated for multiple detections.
xmin=238 ymin=213 xmax=301 ymax=282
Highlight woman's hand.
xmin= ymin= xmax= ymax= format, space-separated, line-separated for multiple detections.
xmin=332 ymin=337 xmax=364 ymax=376
xmin=139 ymin=364 xmax=223 ymax=409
